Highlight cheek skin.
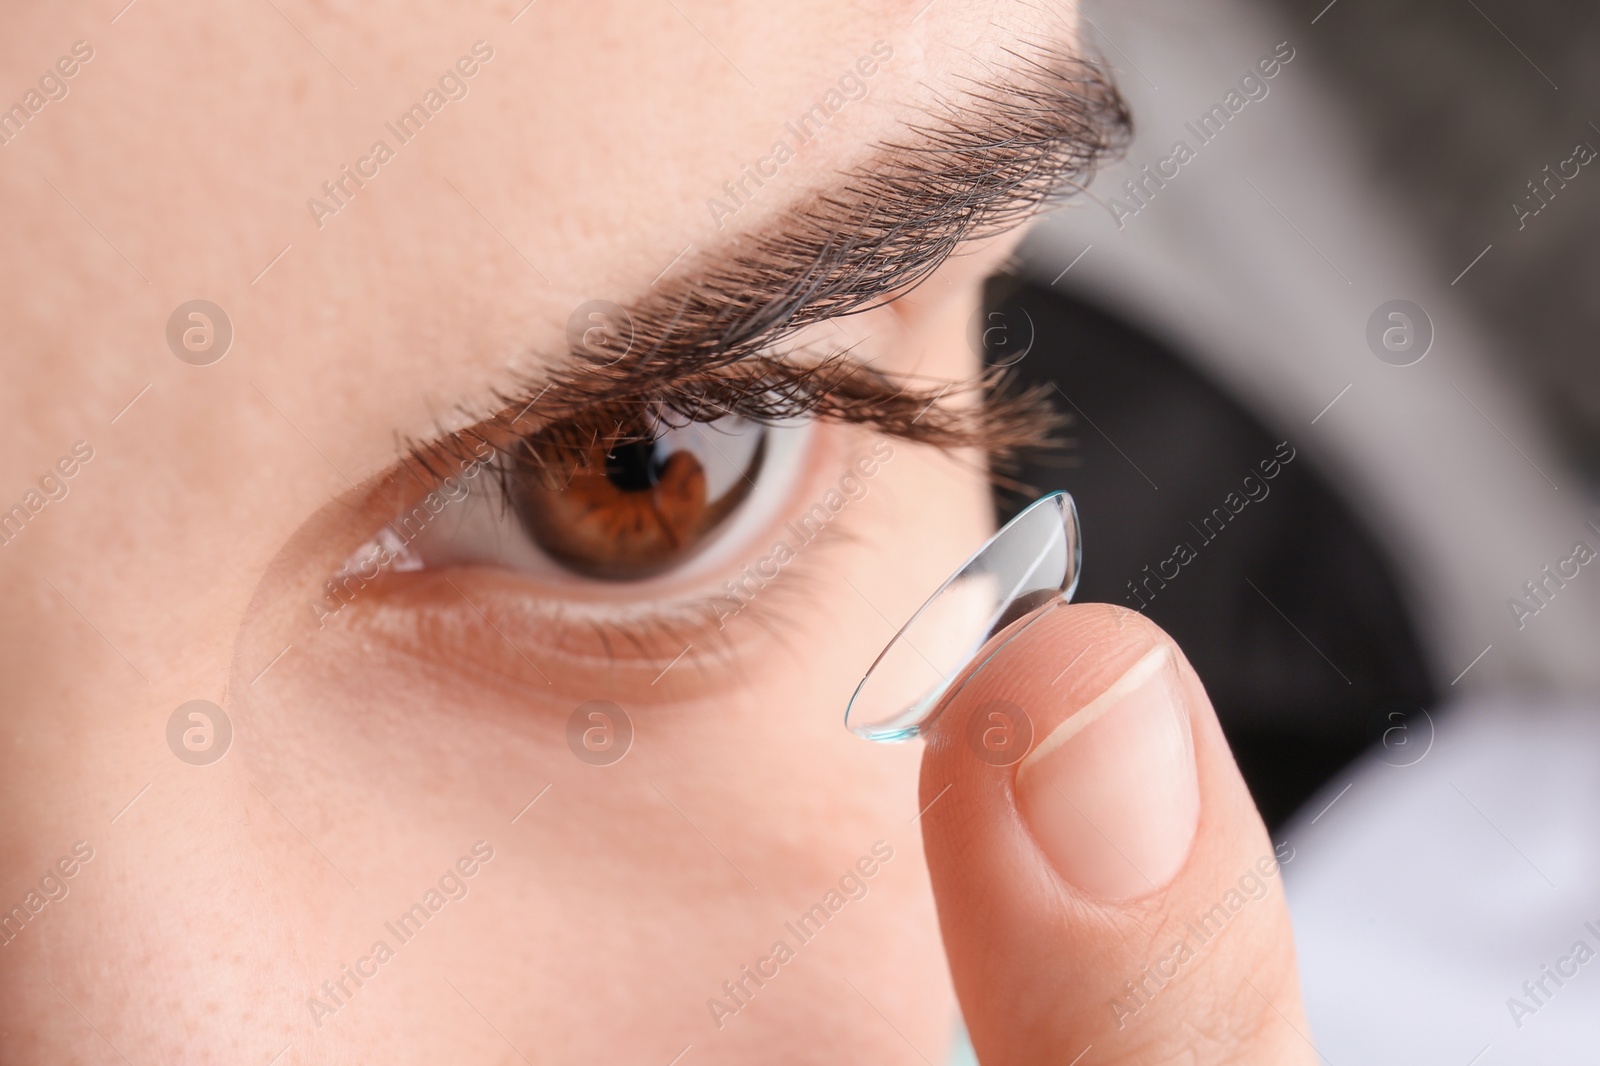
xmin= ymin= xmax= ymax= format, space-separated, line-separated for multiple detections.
xmin=1 ymin=311 xmax=995 ymax=1062
xmin=144 ymin=285 xmax=988 ymax=1062
xmin=0 ymin=0 xmax=1080 ymax=1054
xmin=0 ymin=213 xmax=1004 ymax=1065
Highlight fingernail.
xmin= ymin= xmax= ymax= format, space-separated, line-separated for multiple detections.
xmin=1015 ymin=645 xmax=1199 ymax=900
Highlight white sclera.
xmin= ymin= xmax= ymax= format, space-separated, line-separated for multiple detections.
xmin=844 ymin=492 xmax=1082 ymax=742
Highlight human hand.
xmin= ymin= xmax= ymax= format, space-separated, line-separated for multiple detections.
xmin=920 ymin=603 xmax=1313 ymax=1065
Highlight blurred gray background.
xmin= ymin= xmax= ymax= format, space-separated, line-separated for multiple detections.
xmin=977 ymin=1 xmax=1600 ymax=1060
xmin=1267 ymin=0 xmax=1600 ymax=481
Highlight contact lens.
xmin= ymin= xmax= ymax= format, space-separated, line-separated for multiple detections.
xmin=845 ymin=492 xmax=1081 ymax=742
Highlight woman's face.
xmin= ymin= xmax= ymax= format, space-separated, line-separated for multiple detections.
xmin=0 ymin=1 xmax=1122 ymax=1060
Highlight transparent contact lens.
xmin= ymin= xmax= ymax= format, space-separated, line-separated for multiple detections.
xmin=845 ymin=492 xmax=1081 ymax=743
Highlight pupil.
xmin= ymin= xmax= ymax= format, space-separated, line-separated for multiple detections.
xmin=604 ymin=438 xmax=661 ymax=492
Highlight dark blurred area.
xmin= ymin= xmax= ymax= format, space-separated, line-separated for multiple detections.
xmin=1271 ymin=0 xmax=1600 ymax=483
xmin=986 ymin=275 xmax=1436 ymax=831
xmin=970 ymin=3 xmax=1600 ymax=1056
xmin=981 ymin=0 xmax=1600 ymax=831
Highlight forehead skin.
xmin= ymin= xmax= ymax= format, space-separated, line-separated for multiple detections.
xmin=0 ymin=0 xmax=1083 ymax=1061
xmin=0 ymin=0 xmax=1055 ymax=566
xmin=0 ymin=0 xmax=1064 ymax=684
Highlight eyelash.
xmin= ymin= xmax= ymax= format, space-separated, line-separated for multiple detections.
xmin=400 ymin=345 xmax=1063 ymax=522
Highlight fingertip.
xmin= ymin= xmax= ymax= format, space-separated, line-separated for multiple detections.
xmin=922 ymin=602 xmax=1182 ymax=777
xmin=916 ymin=603 xmax=1310 ymax=1064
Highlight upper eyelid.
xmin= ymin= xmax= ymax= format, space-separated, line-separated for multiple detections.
xmin=402 ymin=346 xmax=1062 ymax=507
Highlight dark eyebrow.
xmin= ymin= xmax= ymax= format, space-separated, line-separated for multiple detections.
xmin=410 ymin=35 xmax=1128 ymax=478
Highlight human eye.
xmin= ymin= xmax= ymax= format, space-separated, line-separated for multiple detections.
xmin=403 ymin=409 xmax=811 ymax=587
xmin=311 ymin=350 xmax=1056 ymax=698
xmin=317 ymin=395 xmax=858 ymax=698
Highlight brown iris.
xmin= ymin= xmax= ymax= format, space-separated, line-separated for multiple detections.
xmin=510 ymin=418 xmax=767 ymax=580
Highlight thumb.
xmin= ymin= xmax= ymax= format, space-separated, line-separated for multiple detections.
xmin=919 ymin=603 xmax=1315 ymax=1065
